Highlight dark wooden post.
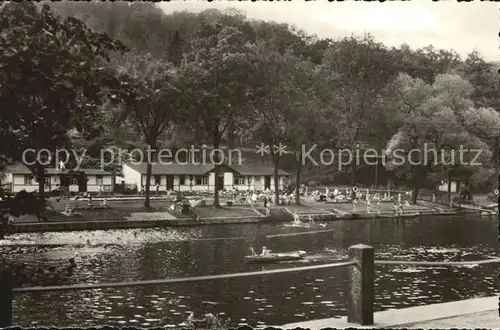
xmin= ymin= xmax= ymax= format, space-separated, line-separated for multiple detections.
xmin=347 ymin=244 xmax=374 ymax=325
xmin=0 ymin=269 xmax=13 ymax=327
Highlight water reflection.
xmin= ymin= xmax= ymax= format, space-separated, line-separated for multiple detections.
xmin=1 ymin=214 xmax=498 ymax=327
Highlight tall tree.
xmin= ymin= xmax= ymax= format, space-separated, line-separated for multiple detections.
xmin=116 ymin=54 xmax=182 ymax=209
xmin=384 ymin=73 xmax=487 ymax=204
xmin=181 ymin=22 xmax=255 ymax=207
xmin=250 ymin=46 xmax=327 ymax=204
xmin=320 ymin=35 xmax=398 ymax=185
xmin=458 ymin=51 xmax=500 ymax=194
xmin=0 ymin=2 xmax=126 ymax=210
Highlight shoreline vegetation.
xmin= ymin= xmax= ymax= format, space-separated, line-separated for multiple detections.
xmin=0 ymin=2 xmax=499 ymax=227
xmin=6 ymin=194 xmax=491 ymax=234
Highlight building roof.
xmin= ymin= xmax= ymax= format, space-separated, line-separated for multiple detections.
xmin=3 ymin=163 xmax=112 ymax=176
xmin=124 ymin=162 xmax=290 ymax=176
xmin=124 ymin=162 xmax=215 ymax=175
xmin=229 ymin=164 xmax=290 ymax=176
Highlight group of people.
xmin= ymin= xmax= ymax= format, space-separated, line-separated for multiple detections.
xmin=250 ymin=246 xmax=271 ymax=256
xmin=138 ymin=183 xmax=161 ymax=197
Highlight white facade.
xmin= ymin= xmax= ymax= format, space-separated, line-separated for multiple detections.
xmin=87 ymin=175 xmax=113 ymax=192
xmin=122 ymin=163 xmax=142 ymax=190
xmin=122 ymin=163 xmax=289 ymax=192
xmin=138 ymin=173 xmax=213 ymax=192
xmin=232 ymin=175 xmax=286 ymax=191
xmin=438 ymin=181 xmax=458 ymax=193
xmin=7 ymin=172 xmax=113 ymax=193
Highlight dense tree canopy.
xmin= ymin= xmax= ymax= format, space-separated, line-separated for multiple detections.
xmin=1 ymin=1 xmax=498 ymax=213
xmin=0 ymin=2 xmax=126 ymax=210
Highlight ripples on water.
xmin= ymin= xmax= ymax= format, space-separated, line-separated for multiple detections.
xmin=1 ymin=215 xmax=498 ymax=327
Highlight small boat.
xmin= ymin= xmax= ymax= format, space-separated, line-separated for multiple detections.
xmin=284 ymin=222 xmax=311 ymax=228
xmin=244 ymin=250 xmax=307 ymax=263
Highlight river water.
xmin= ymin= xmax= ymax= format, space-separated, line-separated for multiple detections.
xmin=1 ymin=214 xmax=498 ymax=328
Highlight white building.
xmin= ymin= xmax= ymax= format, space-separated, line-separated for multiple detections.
xmin=122 ymin=162 xmax=291 ymax=192
xmin=230 ymin=164 xmax=290 ymax=191
xmin=437 ymin=180 xmax=459 ymax=193
xmin=1 ymin=163 xmax=114 ymax=193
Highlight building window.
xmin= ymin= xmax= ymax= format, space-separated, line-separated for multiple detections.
xmin=71 ymin=177 xmax=78 ymax=185
xmin=96 ymin=175 xmax=103 ymax=185
xmin=179 ymin=175 xmax=185 ymax=185
xmin=202 ymin=175 xmax=208 ymax=185
xmin=24 ymin=175 xmax=32 ymax=185
xmin=195 ymin=176 xmax=202 ymax=185
xmin=255 ymin=176 xmax=261 ymax=182
xmin=234 ymin=176 xmax=245 ymax=185
xmin=154 ymin=175 xmax=161 ymax=185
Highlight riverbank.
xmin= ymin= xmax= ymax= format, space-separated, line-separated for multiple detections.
xmin=280 ymin=296 xmax=499 ymax=329
xmin=6 ymin=198 xmax=483 ymax=234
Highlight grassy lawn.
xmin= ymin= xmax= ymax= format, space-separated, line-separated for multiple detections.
xmin=281 ymin=204 xmax=325 ymax=213
xmin=192 ymin=206 xmax=260 ymax=218
xmin=41 ymin=207 xmax=130 ymax=222
xmin=321 ymin=200 xmax=445 ymax=213
xmin=42 ymin=198 xmax=179 ymax=222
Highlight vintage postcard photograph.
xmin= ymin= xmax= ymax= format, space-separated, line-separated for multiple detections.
xmin=0 ymin=0 xmax=498 ymax=329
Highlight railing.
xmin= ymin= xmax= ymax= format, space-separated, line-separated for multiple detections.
xmin=1 ymin=244 xmax=499 ymax=328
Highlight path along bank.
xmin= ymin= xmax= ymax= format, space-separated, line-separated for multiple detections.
xmin=7 ymin=204 xmax=483 ymax=234
xmin=279 ymin=296 xmax=499 ymax=329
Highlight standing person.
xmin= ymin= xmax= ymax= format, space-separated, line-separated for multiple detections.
xmin=350 ymin=188 xmax=356 ymax=202
xmin=88 ymin=195 xmax=93 ymax=209
xmin=97 ymin=184 xmax=103 ymax=197
xmin=140 ymin=185 xmax=144 ymax=198
xmin=251 ymin=191 xmax=258 ymax=206
xmin=156 ymin=183 xmax=160 ymax=196
xmin=398 ymin=202 xmax=404 ymax=216
xmin=263 ymin=195 xmax=268 ymax=209
xmin=265 ymin=203 xmax=271 ymax=217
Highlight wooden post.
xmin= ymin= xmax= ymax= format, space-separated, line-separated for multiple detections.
xmin=0 ymin=269 xmax=13 ymax=327
xmin=347 ymin=244 xmax=374 ymax=325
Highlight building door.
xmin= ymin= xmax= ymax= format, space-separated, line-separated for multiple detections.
xmin=264 ymin=176 xmax=271 ymax=190
xmin=166 ymin=175 xmax=174 ymax=191
xmin=78 ymin=176 xmax=87 ymax=192
xmin=60 ymin=175 xmax=71 ymax=188
xmin=217 ymin=174 xmax=224 ymax=191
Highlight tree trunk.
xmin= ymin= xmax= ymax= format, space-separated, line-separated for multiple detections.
xmin=144 ymin=142 xmax=156 ymax=209
xmin=144 ymin=162 xmax=152 ymax=209
xmin=36 ymin=163 xmax=46 ymax=214
xmin=464 ymin=175 xmax=472 ymax=200
xmin=295 ymin=153 xmax=301 ymax=205
xmin=493 ymin=136 xmax=499 ymax=195
xmin=411 ymin=182 xmax=419 ymax=205
xmin=411 ymin=167 xmax=427 ymax=205
xmin=227 ymin=121 xmax=235 ymax=149
xmin=447 ymin=170 xmax=452 ymax=203
xmin=374 ymin=134 xmax=379 ymax=187
xmin=213 ymin=133 xmax=221 ymax=208
xmin=273 ymin=164 xmax=280 ymax=205
xmin=350 ymin=161 xmax=357 ymax=186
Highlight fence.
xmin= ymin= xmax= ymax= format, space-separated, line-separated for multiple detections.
xmin=1 ymin=244 xmax=499 ymax=328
